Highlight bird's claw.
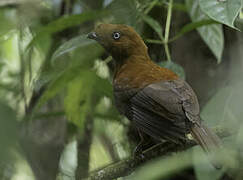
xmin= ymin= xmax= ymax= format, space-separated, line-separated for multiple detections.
xmin=133 ymin=144 xmax=145 ymax=159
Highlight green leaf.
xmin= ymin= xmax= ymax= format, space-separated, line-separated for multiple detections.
xmin=36 ymin=67 xmax=80 ymax=110
xmin=172 ymin=3 xmax=188 ymax=12
xmin=159 ymin=61 xmax=185 ymax=80
xmin=95 ymin=77 xmax=113 ymax=99
xmin=64 ymin=70 xmax=112 ymax=128
xmin=193 ymin=147 xmax=224 ymax=180
xmin=64 ymin=70 xmax=95 ymax=128
xmin=186 ymin=0 xmax=224 ymax=63
xmin=199 ymin=0 xmax=242 ymax=29
xmin=36 ymin=66 xmax=112 ymax=127
xmin=28 ymin=10 xmax=107 ymax=48
xmin=129 ymin=151 xmax=193 ymax=180
xmin=34 ymin=36 xmax=104 ymax=106
xmin=51 ymin=35 xmax=103 ymax=68
xmin=170 ymin=19 xmax=218 ymax=42
xmin=0 ymin=102 xmax=17 ymax=161
xmin=0 ymin=9 xmax=16 ymax=36
xmin=156 ymin=2 xmax=188 ymax=12
xmin=51 ymin=35 xmax=93 ymax=61
xmin=107 ymin=0 xmax=138 ymax=26
xmin=142 ymin=15 xmax=164 ymax=41
xmin=201 ymin=83 xmax=243 ymax=128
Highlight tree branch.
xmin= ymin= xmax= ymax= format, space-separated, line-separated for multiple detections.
xmin=75 ymin=113 xmax=94 ymax=179
xmin=86 ymin=126 xmax=232 ymax=180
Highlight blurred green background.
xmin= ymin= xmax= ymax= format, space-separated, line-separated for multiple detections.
xmin=0 ymin=0 xmax=242 ymax=179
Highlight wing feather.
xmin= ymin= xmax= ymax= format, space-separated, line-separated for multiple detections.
xmin=127 ymin=79 xmax=200 ymax=143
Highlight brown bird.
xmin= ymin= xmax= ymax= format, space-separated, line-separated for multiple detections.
xmin=88 ymin=24 xmax=222 ymax=168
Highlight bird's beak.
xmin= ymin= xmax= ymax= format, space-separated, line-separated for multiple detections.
xmin=87 ymin=32 xmax=98 ymax=40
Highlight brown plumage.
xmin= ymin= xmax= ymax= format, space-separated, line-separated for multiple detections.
xmin=88 ymin=24 xmax=222 ymax=168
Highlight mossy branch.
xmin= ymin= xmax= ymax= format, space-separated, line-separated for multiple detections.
xmin=86 ymin=126 xmax=232 ymax=180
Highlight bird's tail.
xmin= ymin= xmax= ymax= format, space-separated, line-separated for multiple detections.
xmin=190 ymin=122 xmax=222 ymax=169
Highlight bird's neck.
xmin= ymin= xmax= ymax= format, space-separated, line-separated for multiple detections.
xmin=112 ymin=40 xmax=149 ymax=69
xmin=113 ymin=54 xmax=179 ymax=89
xmin=113 ymin=53 xmax=152 ymax=81
xmin=113 ymin=52 xmax=150 ymax=76
xmin=113 ymin=52 xmax=153 ymax=84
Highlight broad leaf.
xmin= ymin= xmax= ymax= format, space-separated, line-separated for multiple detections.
xmin=52 ymin=35 xmax=94 ymax=61
xmin=51 ymin=35 xmax=103 ymax=68
xmin=28 ymin=10 xmax=107 ymax=48
xmin=201 ymin=83 xmax=243 ymax=128
xmin=107 ymin=0 xmax=138 ymax=26
xmin=36 ymin=66 xmax=112 ymax=127
xmin=36 ymin=67 xmax=80 ymax=110
xmin=64 ymin=70 xmax=112 ymax=128
xmin=129 ymin=151 xmax=193 ymax=180
xmin=142 ymin=15 xmax=164 ymax=41
xmin=193 ymin=147 xmax=224 ymax=180
xmin=64 ymin=70 xmax=94 ymax=128
xmin=34 ymin=35 xmax=103 ymax=105
xmin=199 ymin=0 xmax=242 ymax=29
xmin=186 ymin=0 xmax=224 ymax=63
xmin=159 ymin=61 xmax=185 ymax=80
xmin=95 ymin=77 xmax=113 ymax=99
xmin=170 ymin=19 xmax=218 ymax=42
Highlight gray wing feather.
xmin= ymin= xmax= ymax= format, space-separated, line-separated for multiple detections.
xmin=128 ymin=79 xmax=200 ymax=142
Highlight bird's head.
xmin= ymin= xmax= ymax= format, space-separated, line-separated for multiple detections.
xmin=87 ymin=24 xmax=148 ymax=61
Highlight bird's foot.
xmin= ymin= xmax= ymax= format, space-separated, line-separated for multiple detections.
xmin=133 ymin=143 xmax=145 ymax=159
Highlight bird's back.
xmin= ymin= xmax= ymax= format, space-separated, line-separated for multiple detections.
xmin=113 ymin=57 xmax=181 ymax=119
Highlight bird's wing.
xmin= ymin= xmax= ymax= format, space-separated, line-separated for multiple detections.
xmin=128 ymin=79 xmax=200 ymax=143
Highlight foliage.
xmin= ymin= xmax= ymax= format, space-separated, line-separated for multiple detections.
xmin=186 ymin=0 xmax=224 ymax=63
xmin=198 ymin=0 xmax=242 ymax=29
xmin=0 ymin=0 xmax=242 ymax=179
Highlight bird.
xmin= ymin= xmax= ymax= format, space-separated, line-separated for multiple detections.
xmin=87 ymin=23 xmax=222 ymax=168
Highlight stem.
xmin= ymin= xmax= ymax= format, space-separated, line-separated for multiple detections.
xmin=146 ymin=39 xmax=164 ymax=45
xmin=164 ymin=0 xmax=173 ymax=42
xmin=144 ymin=0 xmax=159 ymax=14
xmin=18 ymin=28 xmax=28 ymax=112
xmin=164 ymin=0 xmax=173 ymax=62
xmin=164 ymin=44 xmax=171 ymax=62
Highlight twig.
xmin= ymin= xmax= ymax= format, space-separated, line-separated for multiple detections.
xmin=86 ymin=127 xmax=232 ymax=180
